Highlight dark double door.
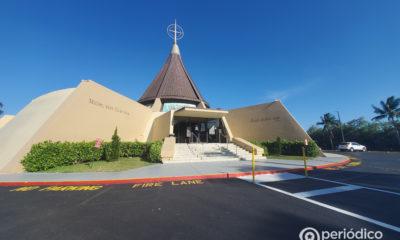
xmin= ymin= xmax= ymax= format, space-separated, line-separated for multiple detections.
xmin=173 ymin=118 xmax=226 ymax=143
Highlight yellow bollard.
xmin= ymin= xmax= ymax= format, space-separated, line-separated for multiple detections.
xmin=252 ymin=147 xmax=255 ymax=183
xmin=302 ymin=147 xmax=308 ymax=177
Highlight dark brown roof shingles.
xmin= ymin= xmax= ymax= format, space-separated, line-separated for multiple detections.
xmin=138 ymin=53 xmax=207 ymax=105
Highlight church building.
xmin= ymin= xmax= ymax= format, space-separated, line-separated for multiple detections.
xmin=0 ymin=22 xmax=312 ymax=173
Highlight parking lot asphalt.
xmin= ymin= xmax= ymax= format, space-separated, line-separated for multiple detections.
xmin=310 ymin=151 xmax=400 ymax=193
xmin=0 ymin=152 xmax=399 ymax=240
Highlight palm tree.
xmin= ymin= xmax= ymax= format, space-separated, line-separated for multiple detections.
xmin=317 ymin=113 xmax=338 ymax=150
xmin=372 ymin=96 xmax=400 ymax=145
xmin=0 ymin=102 xmax=3 ymax=116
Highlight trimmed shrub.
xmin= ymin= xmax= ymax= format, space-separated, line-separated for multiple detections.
xmin=250 ymin=140 xmax=269 ymax=156
xmin=22 ymin=140 xmax=162 ymax=172
xmin=148 ymin=141 xmax=162 ymax=163
xmin=305 ymin=140 xmax=320 ymax=157
xmin=120 ymin=142 xmax=134 ymax=157
xmin=120 ymin=141 xmax=151 ymax=158
xmin=102 ymin=142 xmax=113 ymax=161
xmin=22 ymin=141 xmax=103 ymax=172
xmin=110 ymin=127 xmax=121 ymax=161
xmin=250 ymin=138 xmax=320 ymax=157
xmin=274 ymin=137 xmax=282 ymax=155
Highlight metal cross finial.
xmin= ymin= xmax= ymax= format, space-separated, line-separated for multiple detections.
xmin=167 ymin=20 xmax=184 ymax=43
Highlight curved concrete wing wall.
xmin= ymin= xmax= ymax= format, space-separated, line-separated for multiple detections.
xmin=225 ymin=100 xmax=312 ymax=142
xmin=0 ymin=89 xmax=74 ymax=172
xmin=148 ymin=111 xmax=173 ymax=141
xmin=0 ymin=80 xmax=154 ymax=173
xmin=39 ymin=80 xmax=153 ymax=143
xmin=0 ymin=115 xmax=15 ymax=129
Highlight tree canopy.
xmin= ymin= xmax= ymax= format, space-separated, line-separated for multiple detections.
xmin=371 ymin=96 xmax=400 ymax=144
xmin=316 ymin=113 xmax=338 ymax=150
xmin=309 ymin=117 xmax=400 ymax=151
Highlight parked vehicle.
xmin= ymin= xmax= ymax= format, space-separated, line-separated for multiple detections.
xmin=338 ymin=142 xmax=367 ymax=152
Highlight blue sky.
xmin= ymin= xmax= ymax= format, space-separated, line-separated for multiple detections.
xmin=1 ymin=0 xmax=399 ymax=130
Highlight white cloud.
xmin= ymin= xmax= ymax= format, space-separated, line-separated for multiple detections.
xmin=264 ymin=81 xmax=317 ymax=101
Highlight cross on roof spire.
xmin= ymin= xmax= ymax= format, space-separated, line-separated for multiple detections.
xmin=167 ymin=20 xmax=184 ymax=44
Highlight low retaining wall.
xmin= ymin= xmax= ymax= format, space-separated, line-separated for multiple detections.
xmin=161 ymin=137 xmax=175 ymax=162
xmin=232 ymin=137 xmax=264 ymax=156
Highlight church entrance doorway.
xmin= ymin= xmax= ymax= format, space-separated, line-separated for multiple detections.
xmin=173 ymin=117 xmax=228 ymax=143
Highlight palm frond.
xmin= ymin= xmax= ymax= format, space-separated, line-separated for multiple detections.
xmin=372 ymin=115 xmax=386 ymax=121
xmin=391 ymin=97 xmax=400 ymax=108
xmin=372 ymin=104 xmax=386 ymax=115
xmin=380 ymin=101 xmax=389 ymax=112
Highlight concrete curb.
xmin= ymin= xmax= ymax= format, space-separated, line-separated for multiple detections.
xmin=0 ymin=158 xmax=351 ymax=187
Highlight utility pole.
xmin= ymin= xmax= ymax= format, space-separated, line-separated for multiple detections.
xmin=336 ymin=111 xmax=345 ymax=142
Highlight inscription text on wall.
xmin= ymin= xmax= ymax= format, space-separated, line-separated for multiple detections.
xmin=250 ymin=116 xmax=280 ymax=122
xmin=89 ymin=98 xmax=130 ymax=116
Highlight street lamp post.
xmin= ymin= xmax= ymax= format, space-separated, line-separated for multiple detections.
xmin=336 ymin=111 xmax=345 ymax=143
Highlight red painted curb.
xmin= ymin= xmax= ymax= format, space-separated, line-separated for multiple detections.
xmin=0 ymin=158 xmax=351 ymax=187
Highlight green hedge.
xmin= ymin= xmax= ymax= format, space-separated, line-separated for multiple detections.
xmin=22 ymin=140 xmax=162 ymax=172
xmin=120 ymin=142 xmax=151 ymax=158
xmin=250 ymin=138 xmax=320 ymax=157
xmin=148 ymin=141 xmax=162 ymax=163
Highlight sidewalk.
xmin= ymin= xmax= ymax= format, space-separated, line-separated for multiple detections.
xmin=0 ymin=153 xmax=349 ymax=185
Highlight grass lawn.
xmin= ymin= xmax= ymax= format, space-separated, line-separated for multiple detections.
xmin=40 ymin=157 xmax=155 ymax=173
xmin=267 ymin=155 xmax=315 ymax=160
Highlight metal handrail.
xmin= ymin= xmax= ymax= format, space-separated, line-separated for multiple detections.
xmin=218 ymin=132 xmax=239 ymax=157
xmin=191 ymin=132 xmax=200 ymax=144
xmin=219 ymin=132 xmax=230 ymax=149
xmin=190 ymin=132 xmax=203 ymax=159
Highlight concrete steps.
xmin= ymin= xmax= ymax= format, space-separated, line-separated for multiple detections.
xmin=169 ymin=143 xmax=266 ymax=163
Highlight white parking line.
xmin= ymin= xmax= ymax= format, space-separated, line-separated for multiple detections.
xmin=293 ymin=185 xmax=363 ymax=198
xmin=307 ymin=176 xmax=400 ymax=197
xmin=257 ymin=182 xmax=400 ymax=232
xmin=239 ymin=173 xmax=400 ymax=232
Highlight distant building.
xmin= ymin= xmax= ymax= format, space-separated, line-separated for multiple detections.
xmin=0 ymin=23 xmax=312 ymax=173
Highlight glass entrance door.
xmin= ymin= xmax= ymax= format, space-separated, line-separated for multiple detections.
xmin=173 ymin=118 xmax=226 ymax=143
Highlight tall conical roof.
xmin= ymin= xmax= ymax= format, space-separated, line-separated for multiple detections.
xmin=138 ymin=43 xmax=208 ymax=107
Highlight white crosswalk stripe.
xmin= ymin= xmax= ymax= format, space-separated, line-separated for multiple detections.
xmin=238 ymin=173 xmax=400 ymax=233
xmin=293 ymin=185 xmax=363 ymax=198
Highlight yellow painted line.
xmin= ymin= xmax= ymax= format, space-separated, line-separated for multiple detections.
xmin=346 ymin=162 xmax=361 ymax=167
xmin=322 ymin=159 xmax=362 ymax=171
xmin=79 ymin=187 xmax=113 ymax=206
xmin=322 ymin=167 xmax=337 ymax=170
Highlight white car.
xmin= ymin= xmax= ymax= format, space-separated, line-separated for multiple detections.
xmin=338 ymin=142 xmax=367 ymax=152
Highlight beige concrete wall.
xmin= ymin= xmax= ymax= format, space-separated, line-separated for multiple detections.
xmin=39 ymin=80 xmax=153 ymax=142
xmin=221 ymin=116 xmax=233 ymax=141
xmin=226 ymin=100 xmax=312 ymax=142
xmin=161 ymin=137 xmax=175 ymax=162
xmin=149 ymin=111 xmax=173 ymax=141
xmin=0 ymin=80 xmax=155 ymax=173
xmin=151 ymin=98 xmax=162 ymax=112
xmin=0 ymin=89 xmax=75 ymax=173
xmin=0 ymin=115 xmax=15 ymax=129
